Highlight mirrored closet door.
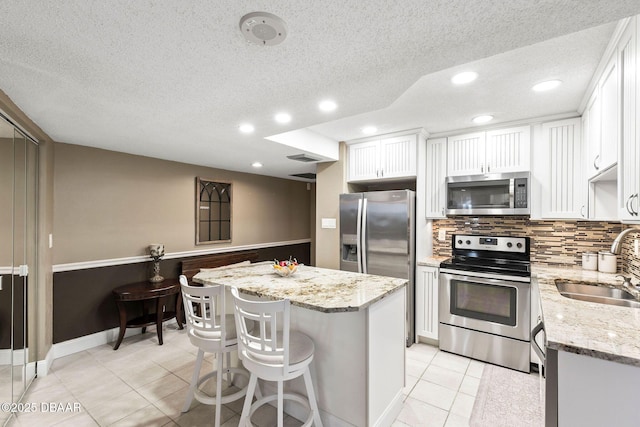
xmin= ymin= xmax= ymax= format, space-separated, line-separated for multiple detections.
xmin=0 ymin=115 xmax=38 ymax=426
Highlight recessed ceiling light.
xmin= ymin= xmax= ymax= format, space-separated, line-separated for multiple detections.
xmin=318 ymin=100 xmax=337 ymax=112
xmin=251 ymin=162 xmax=263 ymax=168
xmin=362 ymin=126 xmax=378 ymax=135
xmin=451 ymin=71 xmax=478 ymax=85
xmin=239 ymin=123 xmax=255 ymax=133
xmin=274 ymin=112 xmax=291 ymax=123
xmin=472 ymin=115 xmax=493 ymax=124
xmin=532 ymin=80 xmax=562 ymax=92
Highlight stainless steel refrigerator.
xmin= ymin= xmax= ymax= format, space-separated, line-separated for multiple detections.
xmin=339 ymin=190 xmax=416 ymax=346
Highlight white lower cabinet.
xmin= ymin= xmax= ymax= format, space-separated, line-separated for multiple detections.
xmin=556 ymin=350 xmax=640 ymax=427
xmin=415 ymin=265 xmax=439 ymax=341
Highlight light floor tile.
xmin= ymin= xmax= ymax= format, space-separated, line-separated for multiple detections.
xmin=397 ymin=396 xmax=448 ymax=427
xmin=406 ymin=343 xmax=439 ymax=363
xmin=459 ymin=375 xmax=481 ymax=397
xmin=109 ymin=404 xmax=171 ymax=427
xmin=422 ymin=364 xmax=465 ymax=391
xmin=410 ymin=380 xmax=457 ymax=411
xmin=84 ymin=389 xmax=149 ymax=426
xmin=430 ymin=352 xmax=471 ymax=374
xmin=466 ymin=360 xmax=485 ymax=378
xmin=137 ymin=373 xmax=189 ymax=403
xmin=403 ymin=374 xmax=420 ymax=398
xmin=444 ymin=412 xmax=471 ymax=427
xmin=450 ymin=393 xmax=475 ymax=418
xmin=406 ymin=357 xmax=429 ymax=378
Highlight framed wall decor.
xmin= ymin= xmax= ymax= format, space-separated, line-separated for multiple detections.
xmin=196 ymin=177 xmax=232 ymax=245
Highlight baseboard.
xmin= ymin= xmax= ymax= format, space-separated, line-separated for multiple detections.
xmin=36 ymin=346 xmax=55 ymax=377
xmin=373 ymin=388 xmax=403 ymax=427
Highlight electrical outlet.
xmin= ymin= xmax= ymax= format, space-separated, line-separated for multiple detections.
xmin=438 ymin=229 xmax=446 ymax=242
xmin=635 ymin=239 xmax=639 ymax=256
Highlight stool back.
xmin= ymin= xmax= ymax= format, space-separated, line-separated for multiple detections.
xmin=231 ymin=287 xmax=291 ymax=373
xmin=180 ymin=275 xmax=232 ymax=349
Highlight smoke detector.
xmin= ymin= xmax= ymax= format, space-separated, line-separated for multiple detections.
xmin=240 ymin=12 xmax=287 ymax=46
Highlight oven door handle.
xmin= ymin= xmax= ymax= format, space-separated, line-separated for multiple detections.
xmin=439 ymin=269 xmax=531 ymax=284
xmin=531 ymin=319 xmax=546 ymax=363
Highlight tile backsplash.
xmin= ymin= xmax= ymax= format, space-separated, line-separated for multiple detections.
xmin=431 ymin=217 xmax=640 ymax=277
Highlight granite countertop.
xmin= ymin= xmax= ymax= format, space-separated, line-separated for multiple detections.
xmin=417 ymin=256 xmax=449 ymax=267
xmin=533 ymin=265 xmax=640 ymax=367
xmin=192 ymin=262 xmax=407 ymax=313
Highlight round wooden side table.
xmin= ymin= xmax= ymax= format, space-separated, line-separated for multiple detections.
xmin=112 ymin=278 xmax=184 ymax=350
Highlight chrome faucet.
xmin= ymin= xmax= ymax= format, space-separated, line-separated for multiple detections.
xmin=610 ymin=227 xmax=640 ymax=254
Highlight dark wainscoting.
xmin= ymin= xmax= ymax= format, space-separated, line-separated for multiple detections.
xmin=0 ymin=275 xmax=25 ymax=350
xmin=53 ymin=242 xmax=311 ymax=344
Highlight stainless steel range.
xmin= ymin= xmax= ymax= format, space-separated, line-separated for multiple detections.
xmin=439 ymin=234 xmax=531 ymax=372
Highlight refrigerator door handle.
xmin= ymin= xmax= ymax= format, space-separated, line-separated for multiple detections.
xmin=361 ymin=198 xmax=368 ymax=274
xmin=356 ymin=198 xmax=363 ymax=273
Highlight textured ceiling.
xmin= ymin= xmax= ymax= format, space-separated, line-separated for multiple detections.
xmin=1 ymin=1 xmax=639 ymax=180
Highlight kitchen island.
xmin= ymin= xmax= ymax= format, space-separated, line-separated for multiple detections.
xmin=533 ymin=266 xmax=640 ymax=427
xmin=193 ymin=262 xmax=407 ymax=427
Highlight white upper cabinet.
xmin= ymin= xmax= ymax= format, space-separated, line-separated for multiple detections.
xmin=586 ymin=54 xmax=619 ymax=179
xmin=425 ymin=138 xmax=447 ymax=218
xmin=446 ymin=132 xmax=486 ymax=176
xmin=618 ymin=17 xmax=639 ymax=222
xmin=447 ymin=126 xmax=530 ymax=177
xmin=347 ymin=134 xmax=417 ymax=182
xmin=584 ymin=90 xmax=601 ymax=179
xmin=599 ymin=56 xmax=619 ymax=172
xmin=539 ymin=118 xmax=585 ymax=219
xmin=485 ymin=126 xmax=531 ymax=173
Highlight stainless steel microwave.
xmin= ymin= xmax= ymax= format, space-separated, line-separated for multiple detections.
xmin=446 ymin=172 xmax=530 ymax=216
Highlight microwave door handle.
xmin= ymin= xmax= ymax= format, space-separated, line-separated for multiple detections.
xmin=509 ymin=178 xmax=515 ymax=208
xmin=356 ymin=198 xmax=363 ymax=273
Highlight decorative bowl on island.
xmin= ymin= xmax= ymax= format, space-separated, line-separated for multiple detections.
xmin=272 ymin=258 xmax=299 ymax=277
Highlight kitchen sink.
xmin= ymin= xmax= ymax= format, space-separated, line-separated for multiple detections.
xmin=555 ymin=281 xmax=640 ymax=309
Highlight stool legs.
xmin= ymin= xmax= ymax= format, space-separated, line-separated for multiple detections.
xmin=215 ymin=353 xmax=224 ymax=427
xmin=303 ymin=368 xmax=323 ymax=427
xmin=240 ymin=374 xmax=259 ymax=427
xmin=182 ymin=349 xmax=205 ymax=412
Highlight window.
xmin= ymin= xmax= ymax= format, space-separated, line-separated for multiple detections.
xmin=196 ymin=178 xmax=231 ymax=244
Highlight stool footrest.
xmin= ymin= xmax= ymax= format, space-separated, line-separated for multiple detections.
xmin=193 ymin=367 xmax=250 ymax=406
xmin=248 ymin=392 xmax=313 ymax=427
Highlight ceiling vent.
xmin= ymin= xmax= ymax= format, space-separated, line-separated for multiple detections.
xmin=289 ymin=173 xmax=316 ymax=180
xmin=239 ymin=12 xmax=287 ymax=46
xmin=287 ymin=154 xmax=320 ymax=163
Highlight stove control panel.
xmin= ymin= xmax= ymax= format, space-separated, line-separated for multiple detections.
xmin=453 ymin=234 xmax=527 ymax=253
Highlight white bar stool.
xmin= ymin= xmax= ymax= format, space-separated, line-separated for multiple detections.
xmin=231 ymin=287 xmax=323 ymax=427
xmin=180 ymin=275 xmax=251 ymax=427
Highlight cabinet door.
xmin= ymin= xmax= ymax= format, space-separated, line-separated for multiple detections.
xmin=619 ymin=18 xmax=639 ymax=222
xmin=447 ymin=132 xmax=485 ymax=176
xmin=415 ymin=266 xmax=439 ymax=341
xmin=348 ymin=140 xmax=380 ymax=182
xmin=485 ymin=126 xmax=531 ymax=173
xmin=379 ymin=134 xmax=417 ymax=179
xmin=425 ymin=138 xmax=447 ymax=218
xmin=585 ymin=90 xmax=601 ymax=179
xmin=539 ymin=118 xmax=585 ymax=219
xmin=599 ymin=56 xmax=619 ymax=172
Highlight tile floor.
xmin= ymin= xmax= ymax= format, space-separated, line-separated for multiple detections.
xmin=7 ymin=325 xmax=485 ymax=427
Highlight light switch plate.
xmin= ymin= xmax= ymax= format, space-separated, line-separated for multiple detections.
xmin=321 ymin=218 xmax=337 ymax=229
xmin=438 ymin=229 xmax=446 ymax=241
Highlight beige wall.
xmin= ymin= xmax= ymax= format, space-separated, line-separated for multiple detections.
xmin=53 ymin=143 xmax=313 ymax=264
xmin=315 ymin=142 xmax=347 ymax=269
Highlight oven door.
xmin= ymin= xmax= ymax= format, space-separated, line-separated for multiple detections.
xmin=439 ymin=270 xmax=530 ymax=341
